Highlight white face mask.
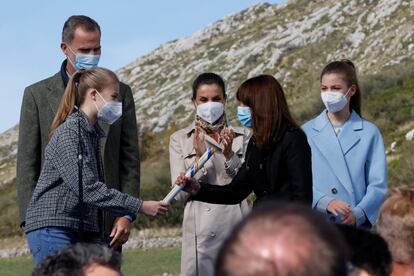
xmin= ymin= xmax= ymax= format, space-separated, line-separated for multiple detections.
xmin=321 ymin=88 xmax=351 ymax=113
xmin=94 ymin=91 xmax=122 ymax=125
xmin=196 ymin=102 xmax=224 ymax=124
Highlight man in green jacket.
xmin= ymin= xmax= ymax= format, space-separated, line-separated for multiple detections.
xmin=17 ymin=15 xmax=140 ymax=250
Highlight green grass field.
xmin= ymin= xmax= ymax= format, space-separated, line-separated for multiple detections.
xmin=0 ymin=246 xmax=181 ymax=276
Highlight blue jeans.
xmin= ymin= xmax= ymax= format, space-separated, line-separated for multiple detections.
xmin=26 ymin=227 xmax=105 ymax=265
xmin=26 ymin=227 xmax=78 ymax=264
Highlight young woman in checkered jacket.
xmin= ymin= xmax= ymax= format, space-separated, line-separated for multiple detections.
xmin=25 ymin=67 xmax=169 ymax=264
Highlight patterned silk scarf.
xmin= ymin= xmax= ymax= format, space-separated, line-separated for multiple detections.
xmin=195 ymin=113 xmax=227 ymax=137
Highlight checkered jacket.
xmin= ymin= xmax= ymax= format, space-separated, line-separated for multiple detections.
xmin=25 ymin=111 xmax=142 ymax=233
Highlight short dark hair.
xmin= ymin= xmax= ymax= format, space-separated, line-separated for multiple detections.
xmin=216 ymin=202 xmax=349 ymax=276
xmin=337 ymin=224 xmax=392 ymax=276
xmin=31 ymin=243 xmax=121 ymax=276
xmin=62 ymin=15 xmax=101 ymax=43
xmin=192 ymin=72 xmax=226 ymax=99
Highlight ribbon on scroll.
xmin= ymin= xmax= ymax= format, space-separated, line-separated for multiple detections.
xmin=163 ymin=147 xmax=216 ymax=203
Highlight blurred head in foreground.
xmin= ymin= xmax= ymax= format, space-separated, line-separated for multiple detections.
xmin=377 ymin=186 xmax=414 ymax=276
xmin=216 ymin=202 xmax=349 ymax=276
xmin=32 ymin=243 xmax=121 ymax=276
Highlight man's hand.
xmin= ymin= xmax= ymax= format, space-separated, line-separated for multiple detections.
xmin=109 ymin=216 xmax=132 ymax=249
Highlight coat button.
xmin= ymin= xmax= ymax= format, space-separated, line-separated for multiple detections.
xmin=210 ymin=232 xmax=216 ymax=237
xmin=206 ymin=207 xmax=211 ymax=212
xmin=331 ymin=188 xmax=338 ymax=194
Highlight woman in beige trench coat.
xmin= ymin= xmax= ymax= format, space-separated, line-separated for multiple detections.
xmin=169 ymin=73 xmax=251 ymax=276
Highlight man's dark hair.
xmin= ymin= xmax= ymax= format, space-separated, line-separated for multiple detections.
xmin=62 ymin=15 xmax=101 ymax=43
xmin=337 ymin=224 xmax=392 ymax=276
xmin=31 ymin=243 xmax=121 ymax=276
xmin=192 ymin=72 xmax=226 ymax=99
xmin=216 ymin=202 xmax=349 ymax=276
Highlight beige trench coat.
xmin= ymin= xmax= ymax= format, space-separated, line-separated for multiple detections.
xmin=169 ymin=122 xmax=251 ymax=276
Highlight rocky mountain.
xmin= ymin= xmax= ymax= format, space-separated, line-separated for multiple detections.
xmin=117 ymin=0 xmax=414 ymax=133
xmin=0 ymin=0 xmax=413 ymax=236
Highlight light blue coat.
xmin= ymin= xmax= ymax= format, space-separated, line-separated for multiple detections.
xmin=302 ymin=110 xmax=387 ymax=227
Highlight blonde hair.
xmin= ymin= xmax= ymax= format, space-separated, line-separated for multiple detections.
xmin=377 ymin=186 xmax=414 ymax=265
xmin=50 ymin=67 xmax=119 ymax=137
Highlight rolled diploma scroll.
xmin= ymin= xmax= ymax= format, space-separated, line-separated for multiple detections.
xmin=163 ymin=147 xmax=216 ymax=203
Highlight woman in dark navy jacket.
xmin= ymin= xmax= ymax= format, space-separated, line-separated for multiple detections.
xmin=175 ymin=75 xmax=313 ymax=206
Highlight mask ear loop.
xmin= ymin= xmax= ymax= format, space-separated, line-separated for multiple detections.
xmin=343 ymin=86 xmax=353 ymax=99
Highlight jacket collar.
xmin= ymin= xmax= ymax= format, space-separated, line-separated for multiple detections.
xmin=312 ymin=110 xmax=362 ymax=155
xmin=312 ymin=109 xmax=363 ymax=132
xmin=60 ymin=59 xmax=70 ymax=88
xmin=69 ymin=110 xmax=106 ymax=138
xmin=183 ymin=121 xmax=246 ymax=136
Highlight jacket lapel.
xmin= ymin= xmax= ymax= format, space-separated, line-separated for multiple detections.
xmin=45 ymin=73 xmax=66 ymax=117
xmin=310 ymin=111 xmax=354 ymax=196
xmin=337 ymin=111 xmax=362 ymax=155
xmin=183 ymin=123 xmax=196 ymax=158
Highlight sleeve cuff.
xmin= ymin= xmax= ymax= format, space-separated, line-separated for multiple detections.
xmin=353 ymin=206 xmax=366 ymax=227
xmin=316 ymin=196 xmax=334 ymax=214
xmin=224 ymin=154 xmax=241 ymax=177
xmin=174 ymin=190 xmax=191 ymax=202
xmin=135 ymin=199 xmax=143 ymax=215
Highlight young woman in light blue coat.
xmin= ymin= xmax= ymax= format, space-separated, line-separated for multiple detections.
xmin=302 ymin=60 xmax=387 ymax=228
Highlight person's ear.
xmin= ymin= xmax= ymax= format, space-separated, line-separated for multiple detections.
xmin=350 ymin=84 xmax=357 ymax=96
xmin=61 ymin=43 xmax=69 ymax=56
xmin=89 ymin=89 xmax=98 ymax=101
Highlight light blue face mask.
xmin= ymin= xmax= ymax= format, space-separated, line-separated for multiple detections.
xmin=237 ymin=106 xmax=252 ymax=128
xmin=67 ymin=46 xmax=100 ymax=70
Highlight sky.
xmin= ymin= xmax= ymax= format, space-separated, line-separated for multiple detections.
xmin=0 ymin=0 xmax=283 ymax=133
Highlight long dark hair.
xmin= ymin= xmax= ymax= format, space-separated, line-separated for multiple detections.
xmin=236 ymin=75 xmax=298 ymax=148
xmin=50 ymin=67 xmax=119 ymax=138
xmin=320 ymin=59 xmax=361 ymax=116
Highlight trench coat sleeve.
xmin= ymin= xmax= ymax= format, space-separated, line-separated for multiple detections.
xmin=190 ymin=161 xmax=253 ymax=204
xmin=314 ymin=189 xmax=335 ymax=214
xmin=282 ymin=130 xmax=313 ymax=205
xmin=169 ymin=132 xmax=191 ymax=202
xmin=118 ymin=83 xmax=140 ymax=197
xmin=354 ymin=130 xmax=387 ymax=226
xmin=16 ymin=87 xmax=41 ymax=224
